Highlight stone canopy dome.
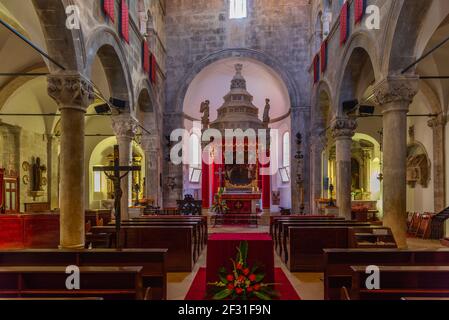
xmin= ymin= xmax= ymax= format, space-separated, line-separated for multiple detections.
xmin=210 ymin=64 xmax=267 ymax=132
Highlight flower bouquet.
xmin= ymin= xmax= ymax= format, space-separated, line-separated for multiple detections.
xmin=211 ymin=187 xmax=228 ymax=215
xmin=207 ymin=241 xmax=279 ymax=300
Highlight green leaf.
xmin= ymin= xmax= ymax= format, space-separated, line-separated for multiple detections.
xmin=254 ymin=291 xmax=272 ymax=301
xmin=218 ymin=274 xmax=228 ymax=284
xmin=240 ymin=241 xmax=248 ymax=261
xmin=213 ymin=289 xmax=233 ymax=300
xmin=255 ymin=274 xmax=265 ymax=282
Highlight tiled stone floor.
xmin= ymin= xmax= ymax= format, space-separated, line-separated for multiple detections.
xmin=167 ymin=226 xmax=445 ymax=300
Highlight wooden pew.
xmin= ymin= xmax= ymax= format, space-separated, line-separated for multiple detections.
xmin=119 ymin=221 xmax=203 ymax=261
xmin=351 ymin=266 xmax=449 ymax=300
xmin=91 ymin=226 xmax=195 ymax=272
xmin=269 ymin=215 xmax=342 ymax=237
xmin=133 ymin=216 xmax=208 ymax=246
xmin=278 ymin=221 xmax=371 ymax=261
xmin=0 ymin=249 xmax=167 ymax=300
xmin=0 ymin=266 xmax=144 ymax=300
xmin=285 ymin=224 xmax=377 ymax=272
xmin=274 ymin=219 xmax=349 ymax=254
xmin=324 ymin=248 xmax=449 ymax=300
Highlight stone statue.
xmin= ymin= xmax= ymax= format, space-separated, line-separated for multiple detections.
xmin=200 ymin=100 xmax=210 ymax=128
xmin=31 ymin=157 xmax=46 ymax=192
xmin=263 ymin=98 xmax=271 ymax=124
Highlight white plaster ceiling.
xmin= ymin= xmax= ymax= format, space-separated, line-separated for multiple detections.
xmin=183 ymin=57 xmax=291 ymax=121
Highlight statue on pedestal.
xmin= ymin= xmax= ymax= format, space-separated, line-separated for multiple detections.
xmin=263 ymin=98 xmax=271 ymax=125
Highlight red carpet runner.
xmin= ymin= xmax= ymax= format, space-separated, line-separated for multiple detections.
xmin=185 ymin=268 xmax=301 ymax=300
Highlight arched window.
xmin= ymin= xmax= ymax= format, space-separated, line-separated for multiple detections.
xmin=283 ymin=132 xmax=291 ymax=168
xmin=189 ymin=134 xmax=202 ymax=183
xmin=230 ymin=0 xmax=247 ymax=19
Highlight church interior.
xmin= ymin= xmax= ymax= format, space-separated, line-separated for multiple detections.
xmin=0 ymin=0 xmax=449 ymax=303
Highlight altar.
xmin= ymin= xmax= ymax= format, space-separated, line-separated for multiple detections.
xmin=221 ymin=192 xmax=261 ymax=214
xmin=201 ymin=64 xmax=272 ymax=212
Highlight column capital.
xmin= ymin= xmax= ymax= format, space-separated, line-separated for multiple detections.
xmin=47 ymin=72 xmax=94 ymax=111
xmin=331 ymin=117 xmax=357 ymax=140
xmin=373 ymin=75 xmax=419 ymax=110
xmin=428 ymin=114 xmax=447 ymax=129
xmin=112 ymin=113 xmax=138 ymax=140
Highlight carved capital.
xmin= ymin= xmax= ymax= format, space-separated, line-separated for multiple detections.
xmin=47 ymin=73 xmax=94 ymax=110
xmin=112 ymin=114 xmax=138 ymax=139
xmin=428 ymin=114 xmax=447 ymax=129
xmin=373 ymin=75 xmax=419 ymax=110
xmin=331 ymin=117 xmax=357 ymax=139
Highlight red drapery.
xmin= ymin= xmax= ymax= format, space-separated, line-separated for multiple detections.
xmin=340 ymin=1 xmax=349 ymax=45
xmin=0 ymin=169 xmax=4 ymax=212
xmin=355 ymin=0 xmax=365 ymax=24
xmin=320 ymin=40 xmax=327 ymax=73
xmin=261 ymin=152 xmax=271 ymax=210
xmin=150 ymin=54 xmax=157 ymax=84
xmin=103 ymin=0 xmax=115 ymax=22
xmin=142 ymin=40 xmax=150 ymax=74
xmin=201 ymin=160 xmax=210 ymax=209
xmin=120 ymin=0 xmax=129 ymax=43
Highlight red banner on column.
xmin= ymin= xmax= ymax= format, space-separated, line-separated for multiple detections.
xmin=202 ymin=161 xmax=210 ymax=209
xmin=142 ymin=40 xmax=150 ymax=74
xmin=150 ymin=53 xmax=157 ymax=84
xmin=320 ymin=40 xmax=328 ymax=73
xmin=103 ymin=0 xmax=115 ymax=22
xmin=120 ymin=0 xmax=129 ymax=43
xmin=340 ymin=1 xmax=349 ymax=45
xmin=355 ymin=0 xmax=365 ymax=24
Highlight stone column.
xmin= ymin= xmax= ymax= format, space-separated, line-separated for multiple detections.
xmin=428 ymin=114 xmax=446 ymax=213
xmin=331 ymin=117 xmax=357 ymax=220
xmin=362 ymin=148 xmax=372 ymax=196
xmin=310 ymin=133 xmax=327 ymax=213
xmin=112 ymin=113 xmax=138 ymax=220
xmin=47 ymin=73 xmax=94 ymax=249
xmin=141 ymin=134 xmax=161 ymax=206
xmin=374 ymin=75 xmax=419 ymax=248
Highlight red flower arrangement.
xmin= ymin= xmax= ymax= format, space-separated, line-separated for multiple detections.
xmin=207 ymin=241 xmax=279 ymax=300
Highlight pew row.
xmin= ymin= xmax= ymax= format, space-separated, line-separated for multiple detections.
xmin=285 ymin=225 xmax=394 ymax=272
xmin=324 ymin=248 xmax=449 ymax=300
xmin=91 ymin=226 xmax=195 ymax=272
xmin=351 ymin=266 xmax=449 ymax=300
xmin=0 ymin=249 xmax=167 ymax=300
xmin=0 ymin=266 xmax=144 ymax=300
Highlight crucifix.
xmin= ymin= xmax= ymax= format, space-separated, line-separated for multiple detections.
xmin=215 ymin=167 xmax=226 ymax=192
xmin=93 ymin=145 xmax=141 ymax=248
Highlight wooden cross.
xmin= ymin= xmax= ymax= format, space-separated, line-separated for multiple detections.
xmin=215 ymin=167 xmax=226 ymax=191
xmin=93 ymin=145 xmax=141 ymax=248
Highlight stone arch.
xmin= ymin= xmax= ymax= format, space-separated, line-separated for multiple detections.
xmin=135 ymin=79 xmax=162 ymax=134
xmin=84 ymin=26 xmax=133 ymax=112
xmin=335 ymin=32 xmax=380 ymax=116
xmin=173 ymin=48 xmax=302 ymax=114
xmin=32 ymin=0 xmax=86 ymax=71
xmin=312 ymin=80 xmax=334 ymax=134
xmin=382 ymin=0 xmax=433 ymax=74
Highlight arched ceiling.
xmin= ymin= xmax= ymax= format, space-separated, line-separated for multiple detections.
xmin=183 ymin=57 xmax=291 ymax=122
xmin=0 ymin=1 xmax=48 ymax=87
xmin=417 ymin=15 xmax=449 ymax=114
